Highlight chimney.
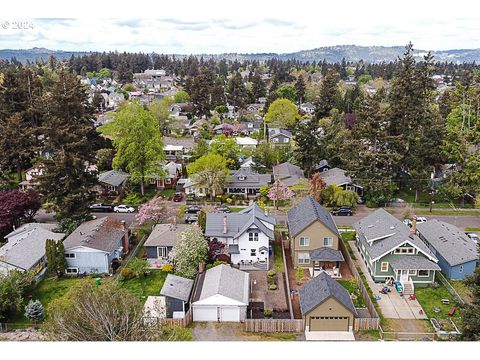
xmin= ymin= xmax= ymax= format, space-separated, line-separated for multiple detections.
xmin=121 ymin=221 xmax=129 ymax=254
xmin=198 ymin=261 xmax=205 ymax=273
xmin=223 ymin=215 xmax=228 ymax=234
xmin=121 ymin=220 xmax=127 ymax=230
xmin=412 ymin=217 xmax=417 ymax=234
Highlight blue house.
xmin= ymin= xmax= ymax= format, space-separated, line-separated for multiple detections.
xmin=417 ymin=219 xmax=478 ymax=280
xmin=63 ymin=217 xmax=130 ymax=275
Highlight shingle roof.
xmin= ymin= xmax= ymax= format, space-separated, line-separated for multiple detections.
xmin=227 ymin=168 xmax=271 ymax=189
xmin=287 ymin=196 xmax=340 ymax=237
xmin=163 ymin=136 xmax=195 ymax=149
xmin=299 ymin=272 xmax=357 ymax=315
xmin=63 ymin=217 xmax=127 ymax=253
xmin=160 ymin=274 xmax=194 ymax=302
xmin=352 ymin=209 xmax=437 ymax=261
xmin=269 ymin=128 xmax=293 ymax=139
xmin=310 ymin=247 xmax=345 ymax=262
xmin=320 ymin=167 xmax=359 ymax=187
xmin=273 ymin=162 xmax=305 ymax=187
xmin=98 ymin=170 xmax=129 ymax=187
xmin=389 ymin=255 xmax=441 ymax=271
xmin=417 ymin=219 xmax=478 ymax=266
xmin=196 ymin=264 xmax=249 ymax=304
xmin=144 ymin=223 xmax=189 ymax=248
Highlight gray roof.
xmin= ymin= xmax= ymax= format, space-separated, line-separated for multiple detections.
xmin=352 ymin=209 xmax=437 ymax=262
xmin=196 ymin=264 xmax=249 ymax=304
xmin=63 ymin=217 xmax=127 ymax=253
xmin=417 ymin=219 xmax=478 ymax=266
xmin=163 ymin=136 xmax=195 ymax=149
xmin=310 ymin=247 xmax=345 ymax=262
xmin=227 ymin=168 xmax=271 ymax=189
xmin=228 ymin=244 xmax=240 ymax=254
xmin=98 ymin=170 xmax=129 ymax=187
xmin=205 ymin=203 xmax=276 ymax=239
xmin=144 ymin=223 xmax=189 ymax=248
xmin=320 ymin=167 xmax=359 ymax=187
xmin=269 ymin=128 xmax=293 ymax=139
xmin=287 ymin=196 xmax=340 ymax=237
xmin=273 ymin=162 xmax=305 ymax=187
xmin=0 ymin=224 xmax=65 ymax=271
xmin=299 ymin=272 xmax=357 ymax=315
xmin=5 ymin=223 xmax=58 ymax=239
xmin=314 ymin=159 xmax=330 ymax=171
xmin=160 ymin=274 xmax=194 ymax=302
xmin=389 ymin=255 xmax=441 ymax=271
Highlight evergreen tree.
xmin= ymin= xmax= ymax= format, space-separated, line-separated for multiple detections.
xmin=294 ymin=74 xmax=306 ymax=104
xmin=56 ymin=240 xmax=67 ymax=276
xmin=24 ymin=300 xmax=45 ymax=323
xmin=226 ymin=72 xmax=249 ymax=110
xmin=251 ymin=72 xmax=266 ymax=101
xmin=314 ymin=70 xmax=340 ymax=119
xmin=45 ymin=239 xmax=58 ymax=275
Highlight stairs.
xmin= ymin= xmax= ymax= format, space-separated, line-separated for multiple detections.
xmin=252 ymin=261 xmax=268 ymax=270
xmin=403 ymin=282 xmax=414 ymax=295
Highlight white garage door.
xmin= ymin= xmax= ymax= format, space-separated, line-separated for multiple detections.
xmin=220 ymin=307 xmax=240 ymax=322
xmin=193 ymin=306 xmax=218 ymax=322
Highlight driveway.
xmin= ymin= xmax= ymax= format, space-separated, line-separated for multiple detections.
xmin=192 ymin=322 xmax=302 ymax=341
xmin=305 ymin=331 xmax=355 ymax=341
xmin=349 ymin=241 xmax=427 ymax=320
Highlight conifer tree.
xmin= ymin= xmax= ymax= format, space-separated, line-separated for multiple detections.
xmin=314 ymin=70 xmax=340 ymax=119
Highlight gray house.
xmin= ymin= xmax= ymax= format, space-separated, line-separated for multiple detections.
xmin=160 ymin=274 xmax=194 ymax=318
xmin=143 ymin=223 xmax=189 ymax=267
xmin=273 ymin=162 xmax=306 ymax=187
xmin=97 ymin=170 xmax=129 ymax=194
xmin=225 ymin=168 xmax=272 ymax=197
xmin=63 ymin=217 xmax=130 ymax=275
xmin=319 ymin=167 xmax=363 ymax=195
xmin=268 ymin=128 xmax=292 ymax=145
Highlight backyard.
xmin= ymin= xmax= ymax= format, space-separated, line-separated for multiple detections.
xmin=120 ymin=269 xmax=168 ymax=301
xmin=271 ymin=241 xmax=285 ymax=273
xmin=337 ymin=279 xmax=366 ymax=308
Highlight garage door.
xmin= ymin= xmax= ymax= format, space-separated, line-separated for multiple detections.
xmin=309 ymin=316 xmax=349 ymax=331
xmin=193 ymin=306 xmax=218 ymax=322
xmin=220 ymin=307 xmax=240 ymax=322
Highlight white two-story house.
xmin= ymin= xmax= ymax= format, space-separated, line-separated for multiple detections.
xmin=204 ymin=203 xmax=276 ymax=270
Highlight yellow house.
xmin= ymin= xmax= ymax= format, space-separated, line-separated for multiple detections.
xmin=287 ymin=196 xmax=343 ymax=277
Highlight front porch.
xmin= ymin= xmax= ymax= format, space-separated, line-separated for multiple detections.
xmin=310 ymin=247 xmax=345 ymax=279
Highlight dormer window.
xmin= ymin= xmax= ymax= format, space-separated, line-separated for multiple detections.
xmin=238 ymin=175 xmax=246 ymax=181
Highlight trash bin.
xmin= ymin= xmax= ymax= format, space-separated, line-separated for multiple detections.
xmin=95 ymin=278 xmax=101 ymax=286
xmin=269 ymin=246 xmax=273 ymax=256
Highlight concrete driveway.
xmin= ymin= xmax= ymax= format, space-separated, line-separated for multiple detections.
xmin=305 ymin=331 xmax=355 ymax=341
xmin=350 ymin=241 xmax=427 ymax=320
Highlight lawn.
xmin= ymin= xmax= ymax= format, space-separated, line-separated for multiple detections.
xmin=337 ymin=279 xmax=366 ymax=307
xmin=120 ymin=269 xmax=168 ymax=301
xmin=160 ymin=189 xmax=176 ymax=198
xmin=446 ymin=278 xmax=473 ymax=304
xmin=340 ymin=232 xmax=357 ymax=260
xmin=272 ymin=241 xmax=285 ymax=273
xmin=465 ymin=227 xmax=480 ymax=232
xmin=415 ymin=209 xmax=480 ymax=216
xmin=229 ymin=207 xmax=244 ymax=212
xmin=241 ymin=332 xmax=297 ymax=341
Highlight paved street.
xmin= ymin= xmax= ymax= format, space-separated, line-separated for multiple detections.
xmin=35 ymin=209 xmax=137 ymax=226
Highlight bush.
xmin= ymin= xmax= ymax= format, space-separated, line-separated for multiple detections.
xmin=267 ymin=270 xmax=276 ymax=278
xmin=119 ymin=268 xmax=135 ymax=280
xmin=206 ymin=260 xmax=227 ymax=269
xmin=268 ymin=284 xmax=277 ymax=290
xmin=365 ymin=199 xmax=378 ymax=208
xmin=296 ymin=267 xmax=304 ymax=284
xmin=161 ymin=263 xmax=174 ymax=273
xmin=264 ymin=309 xmax=273 ymax=318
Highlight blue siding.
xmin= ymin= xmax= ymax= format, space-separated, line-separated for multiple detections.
xmin=66 ymin=251 xmax=109 ymax=274
xmin=436 ymin=252 xmax=477 ymax=280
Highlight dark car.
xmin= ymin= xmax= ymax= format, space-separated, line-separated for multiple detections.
xmin=185 ymin=215 xmax=199 ymax=224
xmin=89 ymin=203 xmax=114 ymax=212
xmin=173 ymin=192 xmax=183 ymax=202
xmin=215 ymin=205 xmax=231 ymax=213
xmin=332 ymin=206 xmax=353 ymax=216
xmin=185 ymin=206 xmax=201 ymax=214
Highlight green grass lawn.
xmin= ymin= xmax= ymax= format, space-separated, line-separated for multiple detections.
xmin=337 ymin=279 xmax=366 ymax=307
xmin=465 ymin=227 xmax=480 ymax=232
xmin=272 ymin=242 xmax=285 ymax=273
xmin=446 ymin=278 xmax=473 ymax=304
xmin=340 ymin=232 xmax=357 ymax=260
xmin=160 ymin=189 xmax=176 ymax=198
xmin=415 ymin=209 xmax=480 ymax=216
xmin=120 ymin=270 xmax=168 ymax=301
xmin=229 ymin=207 xmax=244 ymax=212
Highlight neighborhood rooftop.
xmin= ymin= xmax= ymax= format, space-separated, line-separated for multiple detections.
xmin=320 ymin=167 xmax=359 ymax=187
xmin=144 ymin=223 xmax=189 ymax=248
xmin=160 ymin=274 xmax=194 ymax=302
xmin=98 ymin=169 xmax=129 ymax=187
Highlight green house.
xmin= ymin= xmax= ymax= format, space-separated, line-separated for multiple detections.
xmin=353 ymin=209 xmax=440 ymax=294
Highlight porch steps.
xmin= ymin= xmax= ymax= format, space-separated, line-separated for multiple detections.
xmin=252 ymin=262 xmax=268 ymax=270
xmin=403 ymin=282 xmax=414 ymax=295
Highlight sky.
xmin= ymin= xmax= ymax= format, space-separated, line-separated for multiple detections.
xmin=1 ymin=0 xmax=479 ymax=54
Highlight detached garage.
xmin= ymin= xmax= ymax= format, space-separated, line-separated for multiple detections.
xmin=299 ymin=272 xmax=357 ymax=333
xmin=192 ymin=264 xmax=249 ymax=322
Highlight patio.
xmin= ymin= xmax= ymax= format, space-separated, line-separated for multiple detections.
xmin=247 ymin=270 xmax=289 ymax=312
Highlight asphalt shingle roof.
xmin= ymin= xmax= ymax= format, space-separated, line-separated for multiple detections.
xmin=227 ymin=168 xmax=272 ymax=189
xmin=287 ymin=196 xmax=340 ymax=237
xmin=320 ymin=167 xmax=357 ymax=187
xmin=160 ymin=274 xmax=194 ymax=302
xmin=196 ymin=264 xmax=249 ymax=304
xmin=299 ymin=272 xmax=357 ymax=315
xmin=98 ymin=170 xmax=129 ymax=187
xmin=389 ymin=255 xmax=441 ymax=271
xmin=310 ymin=247 xmax=345 ymax=262
xmin=417 ymin=219 xmax=478 ymax=266
xmin=273 ymin=162 xmax=305 ymax=187
xmin=144 ymin=223 xmax=189 ymax=248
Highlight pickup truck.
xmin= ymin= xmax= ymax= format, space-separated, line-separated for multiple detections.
xmin=89 ymin=203 xmax=114 ymax=212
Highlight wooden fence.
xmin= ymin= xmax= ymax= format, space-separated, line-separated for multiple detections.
xmin=148 ymin=308 xmax=193 ymax=328
xmin=436 ymin=271 xmax=465 ymax=305
xmin=353 ymin=317 xmax=381 ymax=331
xmin=244 ymin=319 xmax=304 ymax=333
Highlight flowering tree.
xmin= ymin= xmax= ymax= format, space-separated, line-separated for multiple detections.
xmin=0 ymin=190 xmax=41 ymax=235
xmin=135 ymin=198 xmax=177 ymax=226
xmin=267 ymin=180 xmax=294 ymax=209
xmin=171 ymin=224 xmax=208 ymax=279
xmin=308 ymin=173 xmax=326 ymax=202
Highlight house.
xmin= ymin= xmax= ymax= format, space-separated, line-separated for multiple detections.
xmin=163 ymin=137 xmax=195 ymax=162
xmin=150 ymin=161 xmax=182 ymax=189
xmin=192 ymin=264 xmax=249 ymax=322
xmin=287 ymin=196 xmax=344 ymax=278
xmin=319 ymin=167 xmax=363 ymax=195
xmin=205 ymin=203 xmax=276 ymax=270
xmin=234 ymin=137 xmax=258 ymax=148
xmin=353 ymin=209 xmax=441 ymax=293
xmin=240 ymin=156 xmax=257 ymax=169
xmin=314 ymin=159 xmax=331 ymax=172
xmin=63 ymin=217 xmax=130 ymax=275
xmin=160 ymin=274 xmax=194 ymax=319
xmin=273 ymin=162 xmax=305 ymax=187
xmin=268 ymin=128 xmax=292 ymax=145
xmin=182 ymin=178 xmax=207 ymax=198
xmin=143 ymin=223 xmax=189 ymax=267
xmin=225 ymin=168 xmax=271 ymax=197
xmin=241 ymin=120 xmax=261 ymax=135
xmin=19 ymin=164 xmax=45 ymax=190
xmin=97 ymin=170 xmax=129 ymax=194
xmin=0 ymin=223 xmax=65 ymax=276
xmin=300 ymin=102 xmax=315 ymax=115
xmin=416 ymin=219 xmax=478 ymax=280
xmin=300 ymin=272 xmax=357 ymax=333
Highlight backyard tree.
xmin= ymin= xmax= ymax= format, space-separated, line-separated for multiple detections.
xmin=209 ymin=134 xmax=241 ymax=169
xmin=187 ymin=153 xmax=230 ymax=199
xmin=173 ymin=90 xmax=190 ymax=103
xmin=267 ymin=180 xmax=294 ymax=209
xmin=0 ymin=271 xmax=34 ymax=321
xmin=24 ymin=300 xmax=45 ymax=323
xmin=0 ymin=190 xmax=41 ymax=236
xmin=309 ymin=173 xmax=326 ymax=202
xmin=45 ymin=239 xmax=58 ymax=276
xmin=171 ymin=225 xmax=208 ymax=279
xmin=127 ymin=258 xmax=149 ymax=278
xmin=264 ymin=98 xmax=300 ymax=128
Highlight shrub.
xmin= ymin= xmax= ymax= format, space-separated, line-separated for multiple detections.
xmin=267 ymin=270 xmax=276 ymax=278
xmin=119 ymin=268 xmax=135 ymax=280
xmin=296 ymin=267 xmax=304 ymax=284
xmin=24 ymin=300 xmax=44 ymax=323
xmin=264 ymin=309 xmax=273 ymax=318
xmin=206 ymin=260 xmax=227 ymax=269
xmin=161 ymin=263 xmax=174 ymax=273
xmin=268 ymin=284 xmax=277 ymax=290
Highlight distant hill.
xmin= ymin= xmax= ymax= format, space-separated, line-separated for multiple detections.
xmin=1 ymin=45 xmax=480 ymax=64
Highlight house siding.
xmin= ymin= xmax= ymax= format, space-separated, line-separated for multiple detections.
xmin=303 ymin=297 xmax=355 ymax=332
xmin=145 ymin=246 xmax=173 ymax=259
xmin=66 ymin=251 xmax=109 ymax=274
xmin=165 ymin=296 xmax=186 ymax=318
xmin=449 ymin=260 xmax=477 ymax=280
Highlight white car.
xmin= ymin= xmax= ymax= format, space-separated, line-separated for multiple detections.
xmin=114 ymin=205 xmax=135 ymax=213
xmin=466 ymin=233 xmax=479 ymax=244
xmin=415 ymin=216 xmax=427 ymax=223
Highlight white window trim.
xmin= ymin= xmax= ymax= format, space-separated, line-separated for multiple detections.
xmin=250 ymin=249 xmax=257 ymax=257
xmin=157 ymin=247 xmax=168 ymax=259
xmin=323 ymin=237 xmax=333 ymax=247
xmin=408 ymin=269 xmax=417 ymax=276
xmin=65 ymin=253 xmax=76 ymax=259
xmin=299 ymin=237 xmax=310 ymax=247
xmin=66 ymin=267 xmax=78 ymax=274
xmin=459 ymin=265 xmax=464 ymax=273
xmin=418 ymin=270 xmax=430 ymax=277
xmin=298 ymin=253 xmax=310 ymax=264
xmin=380 ymin=262 xmax=389 ymax=272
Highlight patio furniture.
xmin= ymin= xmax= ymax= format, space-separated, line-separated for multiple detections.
xmin=441 ymin=299 xmax=450 ymax=305
xmin=375 ymin=295 xmax=381 ymax=301
xmin=433 ymin=307 xmax=441 ymax=313
xmin=409 ymin=294 xmax=417 ymax=301
xmin=448 ymin=307 xmax=456 ymax=317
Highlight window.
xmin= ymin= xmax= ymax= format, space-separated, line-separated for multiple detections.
xmin=298 ymin=253 xmax=310 ymax=264
xmin=395 ymin=247 xmax=415 ymax=254
xmin=249 ymin=232 xmax=259 ymax=241
xmin=459 ymin=265 xmax=464 ymax=273
xmin=66 ymin=268 xmax=78 ymax=274
xmin=157 ymin=247 xmax=168 ymax=259
xmin=408 ymin=269 xmax=417 ymax=276
xmin=283 ymin=138 xmax=289 ymax=143
xmin=250 ymin=249 xmax=257 ymax=257
xmin=323 ymin=237 xmax=333 ymax=247
xmin=418 ymin=270 xmax=429 ymax=277
xmin=272 ymin=138 xmax=279 ymax=143
xmin=380 ymin=262 xmax=389 ymax=272
xmin=299 ymin=237 xmax=310 ymax=246
xmin=65 ymin=253 xmax=76 ymax=259
xmin=165 ymin=178 xmax=172 ymax=184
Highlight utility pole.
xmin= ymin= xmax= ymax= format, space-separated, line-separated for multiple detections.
xmin=429 ymin=170 xmax=435 ymax=213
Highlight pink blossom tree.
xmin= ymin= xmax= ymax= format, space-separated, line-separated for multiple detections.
xmin=135 ymin=198 xmax=177 ymax=226
xmin=267 ymin=180 xmax=294 ymax=209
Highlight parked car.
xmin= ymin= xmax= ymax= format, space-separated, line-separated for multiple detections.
xmin=185 ymin=215 xmax=199 ymax=224
xmin=215 ymin=205 xmax=231 ymax=213
xmin=173 ymin=192 xmax=183 ymax=202
xmin=332 ymin=206 xmax=353 ymax=216
xmin=185 ymin=205 xmax=201 ymax=214
xmin=89 ymin=203 xmax=114 ymax=212
xmin=113 ymin=205 xmax=135 ymax=213
xmin=415 ymin=216 xmax=427 ymax=223
xmin=403 ymin=219 xmax=412 ymax=227
xmin=466 ymin=233 xmax=479 ymax=244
